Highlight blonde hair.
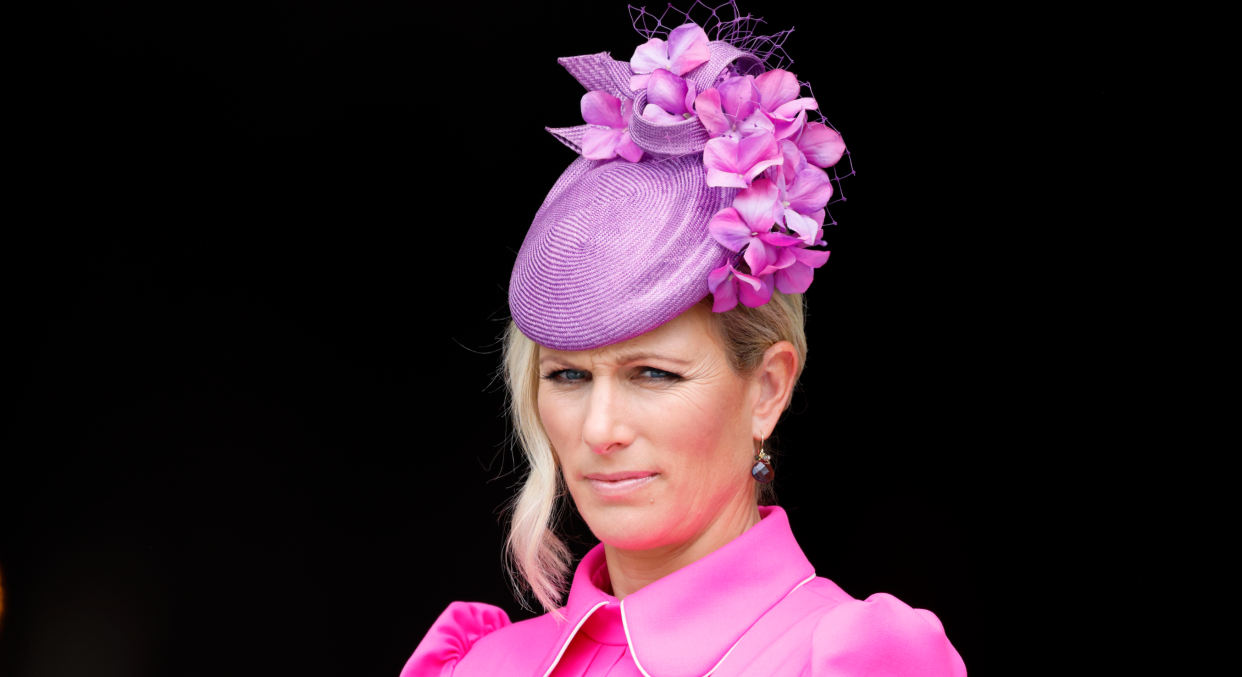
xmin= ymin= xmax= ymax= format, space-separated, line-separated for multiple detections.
xmin=501 ymin=292 xmax=807 ymax=617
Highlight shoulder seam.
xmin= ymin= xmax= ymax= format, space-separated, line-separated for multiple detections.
xmin=798 ymin=580 xmax=851 ymax=605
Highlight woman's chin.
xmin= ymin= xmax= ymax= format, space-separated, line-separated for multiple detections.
xmin=582 ymin=505 xmax=684 ymax=552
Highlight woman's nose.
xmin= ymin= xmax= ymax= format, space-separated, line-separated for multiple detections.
xmin=581 ymin=378 xmax=634 ymax=455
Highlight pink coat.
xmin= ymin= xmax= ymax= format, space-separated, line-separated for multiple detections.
xmin=402 ymin=506 xmax=966 ymax=676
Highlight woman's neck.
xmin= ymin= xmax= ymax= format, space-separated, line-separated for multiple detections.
xmin=602 ymin=499 xmax=762 ymax=601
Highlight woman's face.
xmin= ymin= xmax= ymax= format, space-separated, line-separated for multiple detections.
xmin=537 ymin=303 xmax=764 ymax=552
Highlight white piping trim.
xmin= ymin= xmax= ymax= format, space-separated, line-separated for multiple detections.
xmin=541 ymin=601 xmax=609 ymax=677
xmin=620 ymin=572 xmax=819 ymax=677
xmin=619 ymin=601 xmax=654 ymax=677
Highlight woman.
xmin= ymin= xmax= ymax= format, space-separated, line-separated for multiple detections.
xmin=403 ymin=10 xmax=965 ymax=677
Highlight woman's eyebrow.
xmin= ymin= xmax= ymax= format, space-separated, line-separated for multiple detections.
xmin=539 ymin=352 xmax=692 ymax=367
xmin=538 ymin=356 xmax=578 ymax=367
xmin=612 ymin=351 xmax=692 ymax=366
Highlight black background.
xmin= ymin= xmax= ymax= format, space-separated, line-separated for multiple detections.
xmin=2 ymin=2 xmax=1102 ymax=675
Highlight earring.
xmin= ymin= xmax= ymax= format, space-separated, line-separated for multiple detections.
xmin=751 ymin=435 xmax=774 ymax=484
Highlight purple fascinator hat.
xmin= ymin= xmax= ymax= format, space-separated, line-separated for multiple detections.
xmin=510 ymin=5 xmax=850 ymax=351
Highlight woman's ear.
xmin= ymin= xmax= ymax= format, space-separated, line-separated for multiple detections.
xmin=751 ymin=341 xmax=799 ymax=438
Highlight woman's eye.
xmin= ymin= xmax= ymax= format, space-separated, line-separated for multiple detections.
xmin=637 ymin=367 xmax=680 ymax=380
xmin=545 ymin=369 xmax=589 ymax=382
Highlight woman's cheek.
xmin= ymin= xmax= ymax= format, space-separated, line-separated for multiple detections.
xmin=642 ymin=399 xmax=731 ymax=501
xmin=538 ymin=391 xmax=579 ymax=451
xmin=662 ymin=392 xmax=734 ymax=455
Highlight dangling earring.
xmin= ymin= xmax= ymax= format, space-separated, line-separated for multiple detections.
xmin=751 ymin=435 xmax=774 ymax=483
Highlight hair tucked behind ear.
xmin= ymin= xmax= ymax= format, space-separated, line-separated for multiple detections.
xmin=501 ymin=292 xmax=807 ymax=616
xmin=709 ymin=291 xmax=807 ymax=381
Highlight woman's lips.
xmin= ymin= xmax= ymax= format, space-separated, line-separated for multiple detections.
xmin=584 ymin=471 xmax=659 ymax=498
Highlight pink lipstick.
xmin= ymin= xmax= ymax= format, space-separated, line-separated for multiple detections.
xmin=584 ymin=471 xmax=659 ymax=498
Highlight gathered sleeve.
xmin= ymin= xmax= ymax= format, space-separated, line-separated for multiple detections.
xmin=811 ymin=593 xmax=967 ymax=677
xmin=400 ymin=602 xmax=511 ymax=677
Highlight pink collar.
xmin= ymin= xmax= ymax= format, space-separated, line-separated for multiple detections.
xmin=536 ymin=506 xmax=817 ymax=677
